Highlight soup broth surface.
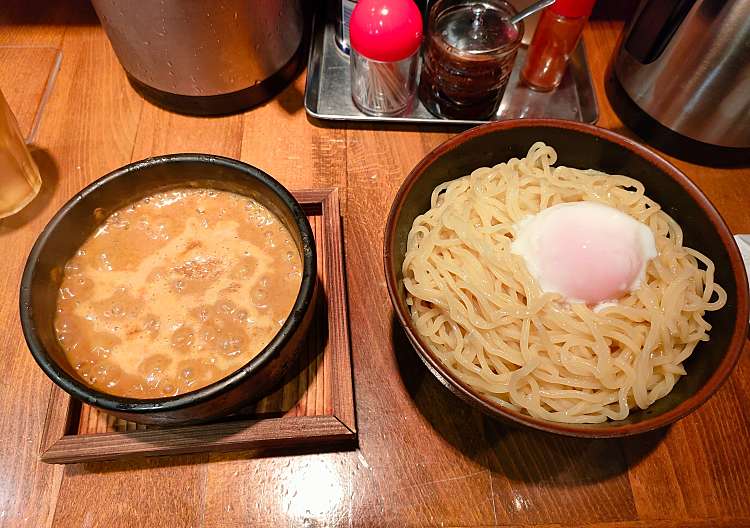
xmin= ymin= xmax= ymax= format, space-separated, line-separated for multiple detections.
xmin=55 ymin=188 xmax=302 ymax=398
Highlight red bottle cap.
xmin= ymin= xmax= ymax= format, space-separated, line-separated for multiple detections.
xmin=349 ymin=0 xmax=423 ymax=62
xmin=550 ymin=0 xmax=597 ymax=18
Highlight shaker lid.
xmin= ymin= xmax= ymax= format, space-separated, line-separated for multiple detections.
xmin=550 ymin=0 xmax=597 ymax=18
xmin=350 ymin=0 xmax=423 ymax=62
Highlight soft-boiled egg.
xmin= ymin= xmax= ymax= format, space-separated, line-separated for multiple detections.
xmin=510 ymin=201 xmax=657 ymax=305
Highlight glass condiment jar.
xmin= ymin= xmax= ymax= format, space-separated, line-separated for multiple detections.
xmin=418 ymin=0 xmax=523 ymax=120
xmin=521 ymin=0 xmax=596 ymax=92
xmin=349 ymin=0 xmax=423 ymax=117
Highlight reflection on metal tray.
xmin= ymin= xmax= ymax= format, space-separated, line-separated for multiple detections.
xmin=305 ymin=13 xmax=599 ymax=126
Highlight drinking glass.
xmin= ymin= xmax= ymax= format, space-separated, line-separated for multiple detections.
xmin=0 ymin=88 xmax=41 ymax=218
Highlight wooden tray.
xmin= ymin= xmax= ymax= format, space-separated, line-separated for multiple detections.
xmin=39 ymin=188 xmax=355 ymax=464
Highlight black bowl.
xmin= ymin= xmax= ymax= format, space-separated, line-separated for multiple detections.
xmin=384 ymin=119 xmax=749 ymax=437
xmin=20 ymin=154 xmax=317 ymax=425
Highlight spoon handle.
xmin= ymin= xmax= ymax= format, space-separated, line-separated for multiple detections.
xmin=509 ymin=0 xmax=556 ymax=26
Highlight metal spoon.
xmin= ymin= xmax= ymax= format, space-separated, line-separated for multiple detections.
xmin=508 ymin=0 xmax=556 ymax=25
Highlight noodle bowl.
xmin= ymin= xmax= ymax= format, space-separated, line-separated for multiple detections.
xmin=402 ymin=143 xmax=726 ymax=424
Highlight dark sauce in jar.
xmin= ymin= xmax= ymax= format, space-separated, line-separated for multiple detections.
xmin=418 ymin=1 xmax=523 ymax=120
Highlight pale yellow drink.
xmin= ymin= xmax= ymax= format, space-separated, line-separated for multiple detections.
xmin=0 ymin=89 xmax=41 ymax=218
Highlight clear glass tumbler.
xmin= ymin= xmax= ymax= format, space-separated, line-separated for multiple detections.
xmin=0 ymin=89 xmax=41 ymax=218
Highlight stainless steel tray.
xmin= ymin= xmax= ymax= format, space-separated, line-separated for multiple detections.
xmin=304 ymin=13 xmax=599 ymax=126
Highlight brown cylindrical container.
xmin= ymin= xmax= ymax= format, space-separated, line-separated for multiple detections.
xmin=91 ymin=0 xmax=304 ymax=115
xmin=418 ymin=0 xmax=523 ymax=120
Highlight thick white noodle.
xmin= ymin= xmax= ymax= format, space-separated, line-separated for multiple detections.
xmin=403 ymin=143 xmax=727 ymax=423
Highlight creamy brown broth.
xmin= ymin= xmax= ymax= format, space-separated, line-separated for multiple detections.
xmin=55 ymin=188 xmax=303 ymax=398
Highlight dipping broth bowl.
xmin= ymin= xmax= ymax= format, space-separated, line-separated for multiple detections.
xmin=384 ymin=119 xmax=749 ymax=438
xmin=20 ymin=154 xmax=317 ymax=425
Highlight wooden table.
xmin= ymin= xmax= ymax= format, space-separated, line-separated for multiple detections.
xmin=2 ymin=1 xmax=749 ymax=527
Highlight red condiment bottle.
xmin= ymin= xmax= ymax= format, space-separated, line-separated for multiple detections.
xmin=521 ymin=0 xmax=596 ymax=92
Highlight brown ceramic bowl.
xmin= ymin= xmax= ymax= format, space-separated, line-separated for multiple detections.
xmin=20 ymin=154 xmax=317 ymax=425
xmin=384 ymin=119 xmax=749 ymax=438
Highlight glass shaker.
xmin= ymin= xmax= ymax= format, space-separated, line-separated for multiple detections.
xmin=336 ymin=0 xmax=359 ymax=53
xmin=349 ymin=0 xmax=423 ymax=117
xmin=521 ymin=0 xmax=596 ymax=91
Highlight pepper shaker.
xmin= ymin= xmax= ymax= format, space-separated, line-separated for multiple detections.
xmin=521 ymin=0 xmax=596 ymax=91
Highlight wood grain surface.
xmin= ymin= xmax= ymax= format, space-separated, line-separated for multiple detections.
xmin=0 ymin=0 xmax=748 ymax=527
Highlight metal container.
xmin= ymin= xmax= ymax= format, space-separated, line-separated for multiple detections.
xmin=608 ymin=0 xmax=750 ymax=164
xmin=91 ymin=0 xmax=304 ymax=115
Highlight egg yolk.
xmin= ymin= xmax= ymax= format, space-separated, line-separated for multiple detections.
xmin=511 ymin=201 xmax=657 ymax=305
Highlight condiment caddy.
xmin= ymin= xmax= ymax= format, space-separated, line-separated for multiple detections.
xmin=305 ymin=6 xmax=599 ymax=125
